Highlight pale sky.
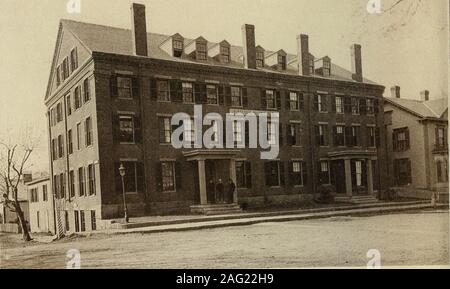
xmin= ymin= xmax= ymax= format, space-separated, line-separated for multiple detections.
xmin=0 ymin=0 xmax=448 ymax=172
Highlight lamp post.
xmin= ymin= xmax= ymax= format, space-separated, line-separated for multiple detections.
xmin=119 ymin=163 xmax=129 ymax=223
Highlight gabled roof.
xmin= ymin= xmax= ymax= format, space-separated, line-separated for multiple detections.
xmin=57 ymin=19 xmax=379 ymax=84
xmin=384 ymin=97 xmax=448 ymax=119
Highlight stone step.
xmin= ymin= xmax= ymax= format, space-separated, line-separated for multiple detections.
xmin=190 ymin=204 xmax=242 ymax=215
xmin=205 ymin=208 xmax=243 ymax=216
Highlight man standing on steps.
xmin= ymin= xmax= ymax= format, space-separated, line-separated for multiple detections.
xmin=216 ymin=179 xmax=224 ymax=204
xmin=227 ymin=179 xmax=236 ymax=204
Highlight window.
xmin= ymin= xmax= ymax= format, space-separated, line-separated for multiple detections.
xmin=319 ymin=161 xmax=330 ymax=185
xmin=366 ymin=99 xmax=375 ymax=114
xmin=83 ymin=78 xmax=91 ymax=102
xmin=76 ymin=123 xmax=81 ymax=150
xmin=43 ymin=185 xmax=48 ymax=201
xmin=291 ymin=161 xmax=307 ymax=186
xmin=348 ymin=126 xmax=361 ymax=147
xmin=56 ymin=102 xmax=62 ymax=122
xmin=117 ymin=77 xmax=132 ymax=99
xmin=289 ymin=92 xmax=299 ymax=111
xmin=315 ymin=94 xmax=327 ymax=112
xmin=74 ymin=86 xmax=81 ymax=109
xmin=161 ymin=162 xmax=176 ymax=192
xmin=119 ymin=115 xmax=134 ymax=143
xmin=267 ymin=122 xmax=277 ymax=146
xmin=287 ymin=123 xmax=301 ymax=146
xmin=206 ymin=85 xmax=218 ymax=105
xmin=278 ymin=54 xmax=286 ymax=70
xmin=56 ymin=66 xmax=61 ymax=86
xmin=59 ymin=173 xmax=65 ymax=199
xmin=116 ymin=162 xmax=144 ymax=194
xmin=231 ymin=87 xmax=242 ymax=107
xmin=351 ymin=98 xmax=360 ymax=114
xmin=157 ymin=80 xmax=170 ymax=102
xmin=66 ymin=94 xmax=72 ymax=116
xmin=74 ymin=211 xmax=80 ymax=232
xmin=436 ymin=126 xmax=447 ymax=149
xmin=70 ymin=48 xmax=78 ymax=72
xmin=334 ymin=125 xmax=345 ymax=146
xmin=30 ymin=188 xmax=38 ymax=203
xmin=265 ymin=161 xmax=282 ymax=187
xmin=266 ymin=90 xmax=276 ymax=109
xmin=233 ymin=121 xmax=244 ymax=144
xmin=85 ymin=117 xmax=92 ymax=146
xmin=323 ymin=59 xmax=331 ymax=76
xmin=184 ymin=118 xmax=195 ymax=144
xmin=53 ymin=175 xmax=59 ymax=199
xmin=196 ymin=43 xmax=207 ymax=61
xmin=236 ymin=161 xmax=252 ymax=188
xmin=65 ymin=211 xmax=70 ymax=232
xmin=68 ymin=129 xmax=73 ymax=155
xmin=182 ymin=82 xmax=194 ymax=103
xmin=159 ymin=117 xmax=172 ymax=144
xmin=220 ymin=45 xmax=230 ymax=63
xmin=78 ymin=167 xmax=85 ymax=197
xmin=50 ymin=108 xmax=55 ymax=127
xmin=394 ymin=158 xmax=411 ymax=186
xmin=91 ymin=211 xmax=97 ymax=231
xmin=393 ymin=128 xmax=410 ymax=152
xmin=335 ymin=96 xmax=344 ymax=113
xmin=367 ymin=126 xmax=376 ymax=147
xmin=80 ymin=211 xmax=86 ymax=232
xmin=88 ymin=164 xmax=96 ymax=196
xmin=316 ymin=124 xmax=328 ymax=146
xmin=436 ymin=159 xmax=449 ymax=183
xmin=51 ymin=139 xmax=57 ymax=160
xmin=173 ymin=39 xmax=183 ymax=57
xmin=69 ymin=170 xmax=75 ymax=198
xmin=355 ymin=160 xmax=363 ymax=187
xmin=58 ymin=135 xmax=64 ymax=158
xmin=256 ymin=50 xmax=264 ymax=67
xmin=62 ymin=57 xmax=70 ymax=80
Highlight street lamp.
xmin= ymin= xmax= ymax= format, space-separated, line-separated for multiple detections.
xmin=119 ymin=163 xmax=129 ymax=223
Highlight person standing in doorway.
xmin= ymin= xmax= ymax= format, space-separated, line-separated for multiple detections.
xmin=227 ymin=179 xmax=236 ymax=204
xmin=216 ymin=179 xmax=224 ymax=203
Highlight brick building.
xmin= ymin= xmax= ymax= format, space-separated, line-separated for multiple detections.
xmin=384 ymin=87 xmax=448 ymax=200
xmin=44 ymin=4 xmax=387 ymax=232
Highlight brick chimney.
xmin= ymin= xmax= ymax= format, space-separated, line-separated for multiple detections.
xmin=391 ymin=86 xmax=401 ymax=98
xmin=23 ymin=173 xmax=32 ymax=184
xmin=242 ymin=24 xmax=256 ymax=69
xmin=131 ymin=3 xmax=148 ymax=56
xmin=351 ymin=44 xmax=363 ymax=82
xmin=420 ymin=90 xmax=430 ymax=101
xmin=297 ymin=34 xmax=310 ymax=76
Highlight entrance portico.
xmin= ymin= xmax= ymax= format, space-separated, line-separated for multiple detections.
xmin=183 ymin=149 xmax=240 ymax=205
xmin=328 ymin=150 xmax=377 ymax=198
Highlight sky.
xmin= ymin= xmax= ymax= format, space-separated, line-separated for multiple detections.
xmin=0 ymin=0 xmax=448 ymax=172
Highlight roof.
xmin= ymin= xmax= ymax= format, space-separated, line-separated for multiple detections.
xmin=25 ymin=177 xmax=50 ymax=187
xmin=384 ymin=97 xmax=448 ymax=119
xmin=60 ymin=19 xmax=378 ymax=85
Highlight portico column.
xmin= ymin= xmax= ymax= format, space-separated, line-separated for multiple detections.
xmin=367 ymin=159 xmax=374 ymax=196
xmin=344 ymin=159 xmax=353 ymax=197
xmin=198 ymin=159 xmax=208 ymax=205
xmin=229 ymin=159 xmax=238 ymax=203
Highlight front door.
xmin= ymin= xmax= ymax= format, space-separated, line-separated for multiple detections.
xmin=332 ymin=160 xmax=346 ymax=194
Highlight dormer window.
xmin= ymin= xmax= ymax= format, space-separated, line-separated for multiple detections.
xmin=277 ymin=54 xmax=286 ymax=70
xmin=173 ymin=39 xmax=183 ymax=57
xmin=322 ymin=57 xmax=331 ymax=77
xmin=220 ymin=45 xmax=230 ymax=63
xmin=256 ymin=46 xmax=265 ymax=67
xmin=196 ymin=42 xmax=207 ymax=61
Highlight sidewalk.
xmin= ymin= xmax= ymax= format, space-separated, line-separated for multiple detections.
xmin=81 ymin=201 xmax=448 ymax=236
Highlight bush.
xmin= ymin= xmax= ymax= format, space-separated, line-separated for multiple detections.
xmin=315 ymin=187 xmax=335 ymax=204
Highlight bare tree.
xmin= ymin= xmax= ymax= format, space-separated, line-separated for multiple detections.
xmin=0 ymin=140 xmax=34 ymax=241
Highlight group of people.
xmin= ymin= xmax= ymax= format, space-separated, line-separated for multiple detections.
xmin=207 ymin=179 xmax=236 ymax=204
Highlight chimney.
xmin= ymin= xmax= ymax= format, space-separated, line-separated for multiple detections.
xmin=420 ymin=90 xmax=430 ymax=101
xmin=242 ymin=24 xmax=256 ymax=69
xmin=297 ymin=34 xmax=310 ymax=76
xmin=23 ymin=173 xmax=32 ymax=184
xmin=391 ymin=86 xmax=401 ymax=98
xmin=351 ymin=44 xmax=363 ymax=82
xmin=131 ymin=3 xmax=148 ymax=56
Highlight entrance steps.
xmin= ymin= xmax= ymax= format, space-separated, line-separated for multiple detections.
xmin=190 ymin=203 xmax=243 ymax=215
xmin=335 ymin=195 xmax=379 ymax=205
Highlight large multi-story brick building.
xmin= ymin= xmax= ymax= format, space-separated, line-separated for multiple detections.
xmin=384 ymin=87 xmax=448 ymax=200
xmin=44 ymin=4 xmax=386 ymax=232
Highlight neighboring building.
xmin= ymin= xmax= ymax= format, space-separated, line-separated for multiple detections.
xmin=27 ymin=177 xmax=55 ymax=234
xmin=0 ymin=172 xmax=32 ymax=226
xmin=384 ymin=86 xmax=448 ymax=199
xmin=44 ymin=4 xmax=387 ymax=232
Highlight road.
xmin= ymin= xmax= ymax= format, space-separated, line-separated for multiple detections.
xmin=0 ymin=210 xmax=448 ymax=268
